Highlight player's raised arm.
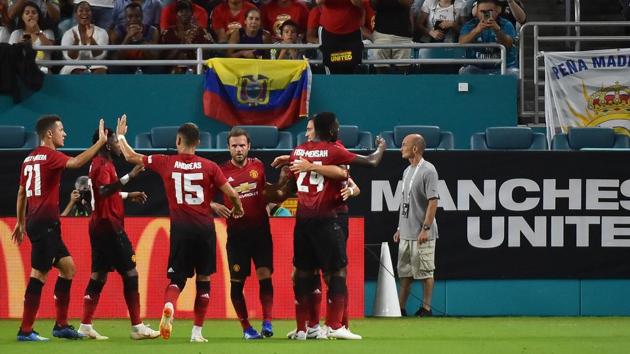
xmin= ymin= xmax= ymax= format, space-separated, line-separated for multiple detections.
xmin=350 ymin=136 xmax=387 ymax=168
xmin=116 ymin=114 xmax=145 ymax=165
xmin=11 ymin=185 xmax=27 ymax=245
xmin=66 ymin=118 xmax=107 ymax=169
xmin=218 ymin=182 xmax=244 ymax=218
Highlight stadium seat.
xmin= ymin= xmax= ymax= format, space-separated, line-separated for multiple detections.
xmin=135 ymin=126 xmax=212 ymax=149
xmin=551 ymin=127 xmax=630 ymax=150
xmin=296 ymin=125 xmax=374 ymax=149
xmin=470 ymin=127 xmax=547 ymax=150
xmin=380 ymin=125 xmax=454 ymax=150
xmin=0 ymin=125 xmax=38 ymax=148
xmin=216 ymin=125 xmax=293 ymax=149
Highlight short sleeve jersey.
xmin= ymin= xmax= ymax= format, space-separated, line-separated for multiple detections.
xmin=211 ymin=1 xmax=258 ymax=34
xmin=220 ymin=158 xmax=269 ymax=230
xmin=319 ymin=0 xmax=362 ymax=35
xmin=142 ymin=153 xmax=227 ymax=228
xmin=19 ymin=146 xmax=70 ymax=225
xmin=397 ymin=159 xmax=440 ymax=241
xmin=89 ymin=156 xmax=125 ymax=230
xmin=262 ymin=0 xmax=309 ymax=41
xmin=290 ymin=140 xmax=357 ymax=218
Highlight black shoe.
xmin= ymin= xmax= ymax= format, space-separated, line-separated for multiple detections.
xmin=414 ymin=307 xmax=433 ymax=317
xmin=400 ymin=308 xmax=407 ymax=317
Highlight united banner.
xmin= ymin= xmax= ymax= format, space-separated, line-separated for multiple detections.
xmin=544 ymin=48 xmax=630 ymax=143
xmin=203 ymin=58 xmax=311 ymax=128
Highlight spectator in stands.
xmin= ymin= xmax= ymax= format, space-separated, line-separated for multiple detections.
xmin=8 ymin=1 xmax=55 ymax=73
xmin=370 ymin=0 xmax=414 ymax=74
xmin=61 ymin=176 xmax=92 ymax=217
xmin=318 ymin=0 xmax=365 ymax=74
xmin=261 ymin=0 xmax=308 ymax=42
xmin=109 ymin=2 xmax=160 ymax=73
xmin=458 ymin=0 xmax=517 ymax=75
xmin=1 ymin=0 xmax=10 ymax=42
xmin=211 ymin=0 xmax=256 ymax=43
xmin=305 ymin=4 xmax=319 ymax=44
xmin=110 ymin=0 xmax=161 ymax=31
xmin=471 ymin=0 xmax=525 ymax=29
xmin=416 ymin=0 xmax=463 ymax=43
xmin=57 ymin=0 xmax=116 ymax=35
xmin=60 ymin=1 xmax=109 ymax=74
xmin=160 ymin=0 xmax=208 ymax=31
xmin=228 ymin=7 xmax=270 ymax=58
xmin=161 ymin=0 xmax=213 ymax=73
xmin=8 ymin=0 xmax=60 ymax=28
xmin=273 ymin=19 xmax=302 ymax=59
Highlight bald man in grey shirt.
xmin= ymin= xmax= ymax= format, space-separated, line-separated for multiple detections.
xmin=393 ymin=133 xmax=439 ymax=317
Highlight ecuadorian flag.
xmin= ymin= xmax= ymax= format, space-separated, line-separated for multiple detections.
xmin=203 ymin=58 xmax=311 ymax=128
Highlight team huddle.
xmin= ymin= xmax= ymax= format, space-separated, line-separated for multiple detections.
xmin=11 ymin=112 xmax=386 ymax=342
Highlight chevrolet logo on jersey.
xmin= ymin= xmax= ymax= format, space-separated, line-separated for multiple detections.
xmin=234 ymin=182 xmax=257 ymax=194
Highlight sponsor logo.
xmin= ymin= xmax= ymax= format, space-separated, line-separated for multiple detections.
xmin=330 ymin=51 xmax=352 ymax=63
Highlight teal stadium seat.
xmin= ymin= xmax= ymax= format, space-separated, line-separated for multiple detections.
xmin=0 ymin=125 xmax=38 ymax=148
xmin=296 ymin=125 xmax=373 ymax=149
xmin=135 ymin=126 xmax=212 ymax=149
xmin=551 ymin=127 xmax=630 ymax=150
xmin=380 ymin=125 xmax=454 ymax=150
xmin=216 ymin=125 xmax=293 ymax=149
xmin=470 ymin=127 xmax=547 ymax=150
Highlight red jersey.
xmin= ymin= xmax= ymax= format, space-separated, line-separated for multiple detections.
xmin=363 ymin=0 xmax=375 ymax=33
xmin=290 ymin=140 xmax=357 ymax=218
xmin=143 ymin=153 xmax=227 ymax=228
xmin=19 ymin=146 xmax=70 ymax=225
xmin=262 ymin=0 xmax=309 ymax=41
xmin=331 ymin=140 xmax=350 ymax=214
xmin=89 ymin=156 xmax=125 ymax=231
xmin=307 ymin=6 xmax=320 ymax=32
xmin=160 ymin=2 xmax=209 ymax=30
xmin=220 ymin=158 xmax=268 ymax=230
xmin=211 ymin=1 xmax=258 ymax=35
xmin=320 ymin=0 xmax=362 ymax=34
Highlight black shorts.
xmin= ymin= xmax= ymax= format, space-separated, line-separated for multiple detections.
xmin=337 ymin=212 xmax=349 ymax=241
xmin=321 ymin=28 xmax=363 ymax=74
xmin=293 ymin=217 xmax=347 ymax=273
xmin=89 ymin=221 xmax=136 ymax=274
xmin=226 ymin=221 xmax=273 ymax=279
xmin=26 ymin=220 xmax=70 ymax=272
xmin=168 ymin=223 xmax=216 ymax=279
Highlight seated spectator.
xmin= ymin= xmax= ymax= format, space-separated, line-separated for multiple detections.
xmin=109 ymin=2 xmax=160 ymax=73
xmin=416 ymin=0 xmax=463 ymax=44
xmin=57 ymin=0 xmax=117 ymax=35
xmin=458 ymin=0 xmax=517 ymax=75
xmin=61 ymin=176 xmax=92 ymax=217
xmin=211 ymin=0 xmax=256 ymax=43
xmin=273 ymin=19 xmax=302 ymax=59
xmin=161 ymin=0 xmax=213 ymax=73
xmin=110 ymin=0 xmax=161 ymax=31
xmin=160 ymin=0 xmax=208 ymax=31
xmin=371 ymin=0 xmax=413 ymax=74
xmin=1 ymin=0 xmax=10 ymax=42
xmin=8 ymin=1 xmax=55 ymax=73
xmin=228 ymin=7 xmax=270 ymax=58
xmin=8 ymin=0 xmax=60 ymax=28
xmin=262 ymin=0 xmax=308 ymax=42
xmin=471 ymin=0 xmax=525 ymax=29
xmin=60 ymin=1 xmax=109 ymax=74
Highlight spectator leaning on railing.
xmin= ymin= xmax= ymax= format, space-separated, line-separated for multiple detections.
xmin=60 ymin=1 xmax=109 ymax=74
xmin=8 ymin=1 xmax=55 ymax=73
xmin=458 ymin=0 xmax=517 ymax=75
xmin=210 ymin=0 xmax=257 ymax=43
xmin=273 ymin=19 xmax=303 ymax=59
xmin=370 ymin=0 xmax=414 ymax=74
xmin=228 ymin=7 xmax=271 ymax=58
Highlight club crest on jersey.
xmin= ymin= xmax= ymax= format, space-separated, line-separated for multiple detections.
xmin=232 ymin=264 xmax=240 ymax=272
xmin=249 ymin=169 xmax=259 ymax=179
xmin=237 ymin=75 xmax=270 ymax=106
xmin=131 ymin=254 xmax=136 ymax=264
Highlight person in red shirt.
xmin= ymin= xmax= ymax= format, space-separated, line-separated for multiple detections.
xmin=317 ymin=0 xmax=365 ymax=73
xmin=211 ymin=127 xmax=278 ymax=340
xmin=261 ymin=0 xmax=308 ymax=42
xmin=116 ymin=116 xmax=244 ymax=343
xmin=211 ymin=0 xmax=257 ymax=43
xmin=77 ymin=128 xmax=160 ymax=341
xmin=12 ymin=115 xmax=108 ymax=341
xmin=160 ymin=0 xmax=209 ymax=31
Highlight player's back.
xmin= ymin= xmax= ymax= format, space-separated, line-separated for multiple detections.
xmin=20 ymin=146 xmax=69 ymax=225
xmin=143 ymin=153 xmax=227 ymax=229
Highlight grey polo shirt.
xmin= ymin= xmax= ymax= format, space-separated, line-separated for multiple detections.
xmin=397 ymin=159 xmax=439 ymax=241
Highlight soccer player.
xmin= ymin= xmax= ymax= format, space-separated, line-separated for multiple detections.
xmin=273 ymin=112 xmax=385 ymax=340
xmin=12 ymin=115 xmax=107 ymax=341
xmin=115 ymin=116 xmax=244 ymax=343
xmin=211 ymin=127 xmax=276 ymax=340
xmin=78 ymin=128 xmax=160 ymax=340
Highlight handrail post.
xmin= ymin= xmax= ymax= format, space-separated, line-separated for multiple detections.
xmin=500 ymin=45 xmax=506 ymax=75
xmin=575 ymin=0 xmax=581 ymax=51
xmin=519 ymin=23 xmax=527 ymax=119
xmin=196 ymin=47 xmax=203 ymax=74
xmin=533 ymin=24 xmax=540 ymax=124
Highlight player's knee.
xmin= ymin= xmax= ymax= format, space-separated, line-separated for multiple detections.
xmin=123 ymin=274 xmax=139 ymax=292
xmin=169 ymin=277 xmax=187 ymax=291
xmin=256 ymin=267 xmax=271 ymax=279
xmin=328 ymin=275 xmax=347 ymax=296
xmin=196 ymin=280 xmax=210 ymax=294
xmin=30 ymin=269 xmax=48 ymax=283
xmin=125 ymin=268 xmax=138 ymax=278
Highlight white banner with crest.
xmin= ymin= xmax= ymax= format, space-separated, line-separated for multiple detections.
xmin=544 ymin=48 xmax=630 ymax=143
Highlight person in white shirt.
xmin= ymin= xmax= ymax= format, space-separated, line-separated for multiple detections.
xmin=60 ymin=1 xmax=109 ymax=74
xmin=8 ymin=1 xmax=55 ymax=73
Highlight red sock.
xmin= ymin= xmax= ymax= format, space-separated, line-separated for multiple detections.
xmin=324 ymin=276 xmax=346 ymax=330
xmin=230 ymin=281 xmax=250 ymax=329
xmin=258 ymin=278 xmax=273 ymax=322
xmin=123 ymin=276 xmax=141 ymax=326
xmin=308 ymin=275 xmax=322 ymax=327
xmin=194 ymin=281 xmax=210 ymax=327
xmin=164 ymin=283 xmax=182 ymax=305
xmin=54 ymin=277 xmax=72 ymax=327
xmin=294 ymin=277 xmax=312 ymax=332
xmin=81 ymin=279 xmax=105 ymax=325
xmin=20 ymin=278 xmax=43 ymax=333
xmin=342 ymin=290 xmax=349 ymax=328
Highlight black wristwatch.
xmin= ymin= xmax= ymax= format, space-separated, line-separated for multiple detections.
xmin=422 ymin=224 xmax=431 ymax=231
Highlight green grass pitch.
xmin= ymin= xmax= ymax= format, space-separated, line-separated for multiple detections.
xmin=1 ymin=318 xmax=630 ymax=354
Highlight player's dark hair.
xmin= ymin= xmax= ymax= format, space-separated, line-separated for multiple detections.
xmin=227 ymin=127 xmax=251 ymax=144
xmin=92 ymin=127 xmax=113 ymax=144
xmin=35 ymin=115 xmax=61 ymax=139
xmin=125 ymin=1 xmax=142 ymax=13
xmin=178 ymin=122 xmax=200 ymax=147
xmin=313 ymin=112 xmax=339 ymax=142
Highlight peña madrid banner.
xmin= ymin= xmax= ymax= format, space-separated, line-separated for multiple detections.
xmin=544 ymin=48 xmax=630 ymax=143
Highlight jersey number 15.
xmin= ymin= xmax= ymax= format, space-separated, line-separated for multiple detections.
xmin=172 ymin=172 xmax=204 ymax=205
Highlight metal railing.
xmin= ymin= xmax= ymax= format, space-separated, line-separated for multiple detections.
xmin=33 ymin=42 xmax=508 ymax=75
xmin=518 ymin=21 xmax=630 ymax=124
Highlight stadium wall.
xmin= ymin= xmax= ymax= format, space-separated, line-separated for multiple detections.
xmin=0 ymin=75 xmax=517 ymax=149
